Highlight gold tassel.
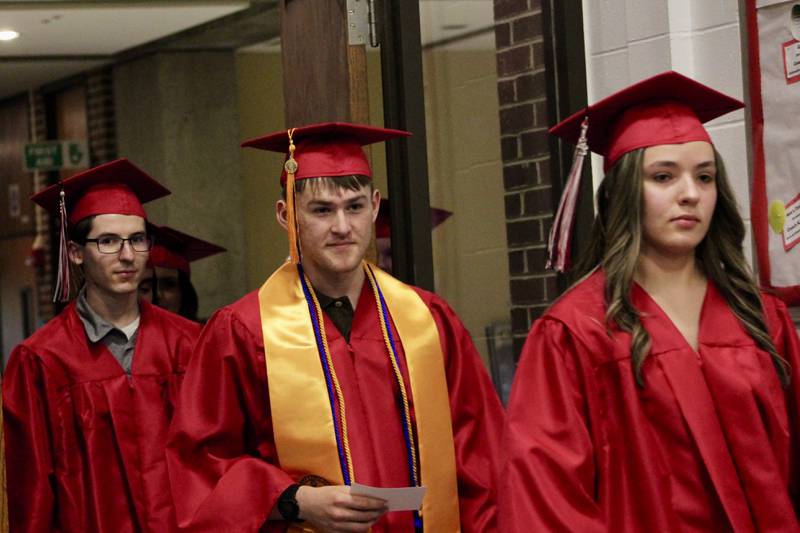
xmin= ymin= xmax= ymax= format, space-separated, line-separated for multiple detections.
xmin=284 ymin=128 xmax=300 ymax=264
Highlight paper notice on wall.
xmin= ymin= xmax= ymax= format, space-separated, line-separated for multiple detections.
xmin=783 ymin=39 xmax=800 ymax=83
xmin=779 ymin=194 xmax=800 ymax=251
xmin=750 ymin=0 xmax=800 ymax=301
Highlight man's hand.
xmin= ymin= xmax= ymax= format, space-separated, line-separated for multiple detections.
xmin=295 ymin=485 xmax=388 ymax=532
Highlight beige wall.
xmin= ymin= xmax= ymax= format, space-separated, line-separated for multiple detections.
xmin=115 ymin=51 xmax=248 ymax=317
xmin=235 ymin=50 xmax=289 ymax=291
xmin=423 ymin=46 xmax=510 ymax=367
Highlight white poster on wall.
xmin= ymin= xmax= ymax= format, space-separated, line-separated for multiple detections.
xmin=748 ymin=0 xmax=800 ymax=303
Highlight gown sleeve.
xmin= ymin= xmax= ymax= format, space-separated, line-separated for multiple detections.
xmin=166 ymin=307 xmax=294 ymax=532
xmin=499 ymin=317 xmax=606 ymax=533
xmin=424 ymin=294 xmax=506 ymax=533
xmin=766 ymin=297 xmax=800 ymax=511
xmin=0 ymin=390 xmax=7 ymax=533
xmin=2 ymin=346 xmax=57 ymax=533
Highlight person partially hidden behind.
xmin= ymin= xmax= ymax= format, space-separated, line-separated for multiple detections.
xmin=500 ymin=71 xmax=800 ymax=531
xmin=167 ymin=123 xmax=504 ymax=532
xmin=138 ymin=224 xmax=226 ymax=322
xmin=3 ymin=159 xmax=200 ymax=532
xmin=373 ymin=198 xmax=451 ymax=273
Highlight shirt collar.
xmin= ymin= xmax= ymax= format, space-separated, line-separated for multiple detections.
xmin=75 ymin=288 xmax=139 ymax=342
xmin=314 ymin=289 xmax=353 ymax=312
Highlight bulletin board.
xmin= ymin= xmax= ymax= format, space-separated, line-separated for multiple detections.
xmin=747 ymin=0 xmax=800 ymax=304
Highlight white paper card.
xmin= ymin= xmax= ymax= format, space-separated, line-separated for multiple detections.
xmin=349 ymin=483 xmax=426 ymax=511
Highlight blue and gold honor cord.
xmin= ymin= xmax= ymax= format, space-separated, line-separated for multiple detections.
xmin=298 ymin=263 xmax=354 ymax=484
xmin=366 ymin=264 xmax=424 ymax=530
xmin=297 ymin=262 xmax=423 ymax=528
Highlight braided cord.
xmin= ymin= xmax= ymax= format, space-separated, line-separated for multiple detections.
xmin=298 ymin=265 xmax=355 ymax=484
xmin=365 ymin=265 xmax=420 ymax=486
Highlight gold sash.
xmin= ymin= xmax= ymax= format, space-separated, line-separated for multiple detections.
xmin=259 ymin=262 xmax=460 ymax=531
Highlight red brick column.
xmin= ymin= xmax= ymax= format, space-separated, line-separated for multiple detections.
xmin=86 ymin=69 xmax=117 ymax=166
xmin=30 ymin=91 xmax=55 ymax=321
xmin=494 ymin=0 xmax=558 ymax=357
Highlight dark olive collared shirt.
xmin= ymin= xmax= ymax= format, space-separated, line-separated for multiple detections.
xmin=316 ymin=290 xmax=355 ymax=343
xmin=75 ymin=289 xmax=139 ymax=374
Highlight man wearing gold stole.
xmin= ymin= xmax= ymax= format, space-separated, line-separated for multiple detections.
xmin=166 ymin=123 xmax=505 ymax=532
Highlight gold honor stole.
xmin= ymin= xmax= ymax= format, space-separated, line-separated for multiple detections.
xmin=258 ymin=261 xmax=460 ymax=531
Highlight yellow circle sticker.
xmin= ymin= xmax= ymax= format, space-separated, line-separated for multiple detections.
xmin=768 ymin=200 xmax=786 ymax=234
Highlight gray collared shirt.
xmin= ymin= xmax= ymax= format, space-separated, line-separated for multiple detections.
xmin=76 ymin=289 xmax=139 ymax=374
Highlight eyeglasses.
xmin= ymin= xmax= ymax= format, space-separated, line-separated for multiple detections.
xmin=84 ymin=233 xmax=153 ymax=254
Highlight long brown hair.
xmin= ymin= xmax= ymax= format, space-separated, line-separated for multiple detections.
xmin=576 ymin=147 xmax=790 ymax=386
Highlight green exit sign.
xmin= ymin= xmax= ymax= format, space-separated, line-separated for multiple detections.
xmin=24 ymin=140 xmax=89 ymax=172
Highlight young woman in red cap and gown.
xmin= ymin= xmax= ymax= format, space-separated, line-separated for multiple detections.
xmin=3 ymin=159 xmax=200 ymax=532
xmin=500 ymin=71 xmax=800 ymax=532
xmin=167 ymin=123 xmax=504 ymax=532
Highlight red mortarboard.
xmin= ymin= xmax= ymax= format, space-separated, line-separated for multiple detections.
xmin=147 ymin=225 xmax=226 ymax=276
xmin=30 ymin=158 xmax=170 ymax=302
xmin=31 ymin=158 xmax=170 ymax=224
xmin=546 ymin=71 xmax=743 ymax=272
xmin=241 ymin=122 xmax=411 ymax=264
xmin=550 ymin=70 xmax=744 ymax=171
xmin=241 ymin=122 xmax=411 ymax=185
xmin=375 ymin=198 xmax=452 ymax=239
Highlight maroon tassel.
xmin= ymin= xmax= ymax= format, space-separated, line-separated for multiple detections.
xmin=53 ymin=189 xmax=71 ymax=302
xmin=546 ymin=118 xmax=589 ymax=272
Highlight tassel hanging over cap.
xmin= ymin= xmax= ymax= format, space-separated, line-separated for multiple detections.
xmin=546 ymin=118 xmax=589 ymax=273
xmin=53 ymin=189 xmax=71 ymax=302
xmin=284 ymin=128 xmax=301 ymax=264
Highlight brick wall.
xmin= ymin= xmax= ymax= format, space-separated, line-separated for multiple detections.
xmin=30 ymin=90 xmax=55 ymax=321
xmin=494 ymin=0 xmax=558 ymax=357
xmin=86 ymin=69 xmax=117 ymax=166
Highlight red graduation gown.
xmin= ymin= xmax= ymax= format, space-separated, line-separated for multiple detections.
xmin=3 ymin=299 xmax=200 ymax=533
xmin=167 ymin=281 xmax=504 ymax=532
xmin=500 ymin=271 xmax=800 ymax=532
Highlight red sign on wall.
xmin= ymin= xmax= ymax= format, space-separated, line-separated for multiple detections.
xmin=783 ymin=39 xmax=800 ymax=84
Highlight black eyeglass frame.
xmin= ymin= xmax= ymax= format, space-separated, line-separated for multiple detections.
xmin=83 ymin=234 xmax=154 ymax=254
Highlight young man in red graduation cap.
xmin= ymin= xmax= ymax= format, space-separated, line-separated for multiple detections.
xmin=500 ymin=71 xmax=800 ymax=531
xmin=138 ymin=224 xmax=226 ymax=322
xmin=167 ymin=123 xmax=504 ymax=532
xmin=2 ymin=159 xmax=201 ymax=532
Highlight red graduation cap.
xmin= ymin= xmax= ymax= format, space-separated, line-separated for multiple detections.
xmin=31 ymin=158 xmax=170 ymax=224
xmin=375 ymin=199 xmax=452 ymax=239
xmin=147 ymin=225 xmax=226 ymax=276
xmin=242 ymin=122 xmax=411 ymax=185
xmin=546 ymin=71 xmax=744 ymax=272
xmin=241 ymin=122 xmax=411 ymax=263
xmin=30 ymin=158 xmax=170 ymax=301
xmin=550 ymin=70 xmax=744 ymax=171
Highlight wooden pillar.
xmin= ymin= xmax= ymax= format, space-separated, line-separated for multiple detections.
xmin=279 ymin=0 xmax=370 ymax=126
